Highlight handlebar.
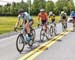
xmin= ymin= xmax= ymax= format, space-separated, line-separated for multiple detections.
xmin=14 ymin=26 xmax=23 ymax=32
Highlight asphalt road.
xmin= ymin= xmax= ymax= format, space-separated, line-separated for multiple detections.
xmin=0 ymin=23 xmax=74 ymax=60
xmin=35 ymin=31 xmax=75 ymax=60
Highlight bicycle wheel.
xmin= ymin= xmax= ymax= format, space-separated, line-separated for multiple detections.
xmin=50 ymin=26 xmax=54 ymax=36
xmin=54 ymin=25 xmax=57 ymax=36
xmin=16 ymin=34 xmax=25 ymax=53
xmin=40 ymin=29 xmax=45 ymax=42
xmin=45 ymin=27 xmax=50 ymax=40
xmin=62 ymin=23 xmax=66 ymax=31
xmin=28 ymin=29 xmax=35 ymax=47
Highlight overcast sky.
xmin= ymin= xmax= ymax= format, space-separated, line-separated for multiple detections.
xmin=0 ymin=0 xmax=75 ymax=5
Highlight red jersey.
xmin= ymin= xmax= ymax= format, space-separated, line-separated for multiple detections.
xmin=38 ymin=12 xmax=48 ymax=21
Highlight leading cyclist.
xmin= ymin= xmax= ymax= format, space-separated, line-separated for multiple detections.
xmin=14 ymin=9 xmax=33 ymax=41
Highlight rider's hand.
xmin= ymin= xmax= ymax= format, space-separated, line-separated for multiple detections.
xmin=14 ymin=26 xmax=17 ymax=32
xmin=19 ymin=25 xmax=22 ymax=27
xmin=38 ymin=24 xmax=40 ymax=28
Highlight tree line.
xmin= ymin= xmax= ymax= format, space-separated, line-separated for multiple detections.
xmin=0 ymin=0 xmax=75 ymax=16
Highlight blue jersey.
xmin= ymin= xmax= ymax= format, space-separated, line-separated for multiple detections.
xmin=18 ymin=12 xmax=32 ymax=21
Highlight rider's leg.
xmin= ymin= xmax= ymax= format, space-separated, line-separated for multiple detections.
xmin=29 ymin=20 xmax=33 ymax=29
xmin=25 ymin=21 xmax=31 ymax=37
xmin=62 ymin=21 xmax=64 ymax=31
xmin=45 ymin=23 xmax=47 ymax=32
xmin=43 ymin=20 xmax=47 ymax=32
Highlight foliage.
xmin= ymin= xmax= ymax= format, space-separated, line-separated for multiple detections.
xmin=0 ymin=0 xmax=75 ymax=15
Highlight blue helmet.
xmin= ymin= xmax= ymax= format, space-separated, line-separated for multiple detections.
xmin=71 ymin=13 xmax=75 ymax=18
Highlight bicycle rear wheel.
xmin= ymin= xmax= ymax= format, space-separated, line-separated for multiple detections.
xmin=16 ymin=34 xmax=25 ymax=53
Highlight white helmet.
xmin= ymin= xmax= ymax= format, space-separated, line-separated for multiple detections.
xmin=49 ymin=11 xmax=53 ymax=16
xmin=40 ymin=9 xmax=45 ymax=12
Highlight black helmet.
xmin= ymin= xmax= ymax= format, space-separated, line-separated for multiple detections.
xmin=18 ymin=8 xmax=24 ymax=14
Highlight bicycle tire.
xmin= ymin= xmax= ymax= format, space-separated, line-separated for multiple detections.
xmin=28 ymin=29 xmax=35 ymax=47
xmin=50 ymin=26 xmax=54 ymax=36
xmin=40 ymin=29 xmax=45 ymax=42
xmin=16 ymin=34 xmax=25 ymax=53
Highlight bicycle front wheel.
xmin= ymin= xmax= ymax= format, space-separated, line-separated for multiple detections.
xmin=50 ymin=26 xmax=54 ymax=36
xmin=40 ymin=29 xmax=45 ymax=42
xmin=16 ymin=34 xmax=25 ymax=53
xmin=28 ymin=29 xmax=35 ymax=47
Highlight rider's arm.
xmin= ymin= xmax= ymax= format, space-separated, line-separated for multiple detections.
xmin=38 ymin=13 xmax=41 ymax=24
xmin=15 ymin=15 xmax=21 ymax=27
xmin=45 ymin=13 xmax=48 ymax=22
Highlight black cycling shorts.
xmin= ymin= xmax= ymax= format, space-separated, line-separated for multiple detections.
xmin=51 ymin=19 xmax=55 ymax=23
xmin=24 ymin=19 xmax=33 ymax=24
xmin=41 ymin=20 xmax=47 ymax=25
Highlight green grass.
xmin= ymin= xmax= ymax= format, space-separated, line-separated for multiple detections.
xmin=0 ymin=16 xmax=17 ymax=34
xmin=0 ymin=16 xmax=60 ymax=34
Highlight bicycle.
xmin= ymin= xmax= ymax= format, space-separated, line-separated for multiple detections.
xmin=61 ymin=19 xmax=67 ymax=32
xmin=15 ymin=26 xmax=35 ymax=53
xmin=38 ymin=23 xmax=50 ymax=42
xmin=49 ymin=22 xmax=57 ymax=37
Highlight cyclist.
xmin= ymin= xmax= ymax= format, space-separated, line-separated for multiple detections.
xmin=71 ymin=11 xmax=75 ymax=31
xmin=49 ymin=11 xmax=56 ymax=26
xmin=68 ymin=11 xmax=74 ymax=22
xmin=38 ymin=8 xmax=48 ymax=32
xmin=14 ymin=9 xmax=33 ymax=41
xmin=60 ymin=11 xmax=67 ymax=31
xmin=60 ymin=11 xmax=67 ymax=22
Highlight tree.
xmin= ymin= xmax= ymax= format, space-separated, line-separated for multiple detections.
xmin=0 ymin=5 xmax=2 ymax=15
xmin=32 ymin=0 xmax=46 ymax=15
xmin=46 ymin=0 xmax=55 ymax=13
xmin=27 ymin=0 xmax=31 ymax=14
xmin=56 ymin=0 xmax=74 ymax=15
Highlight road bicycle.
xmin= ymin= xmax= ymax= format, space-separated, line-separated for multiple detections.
xmin=15 ymin=26 xmax=35 ymax=53
xmin=49 ymin=22 xmax=57 ymax=36
xmin=61 ymin=19 xmax=67 ymax=32
xmin=38 ymin=24 xmax=50 ymax=42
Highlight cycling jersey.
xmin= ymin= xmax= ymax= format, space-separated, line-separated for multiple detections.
xmin=18 ymin=12 xmax=32 ymax=21
xmin=38 ymin=12 xmax=48 ymax=21
xmin=49 ymin=15 xmax=55 ymax=20
xmin=60 ymin=13 xmax=67 ymax=19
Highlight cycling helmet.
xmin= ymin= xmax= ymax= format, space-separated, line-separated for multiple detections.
xmin=70 ymin=11 xmax=75 ymax=17
xmin=71 ymin=13 xmax=75 ymax=18
xmin=18 ymin=8 xmax=24 ymax=14
xmin=49 ymin=11 xmax=53 ymax=16
xmin=40 ymin=9 xmax=45 ymax=12
xmin=53 ymin=14 xmax=55 ymax=17
xmin=61 ymin=11 xmax=64 ymax=14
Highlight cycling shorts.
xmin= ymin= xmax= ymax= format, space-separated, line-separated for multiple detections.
xmin=41 ymin=20 xmax=47 ymax=25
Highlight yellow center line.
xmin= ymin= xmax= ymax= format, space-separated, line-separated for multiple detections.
xmin=26 ymin=29 xmax=72 ymax=60
xmin=18 ymin=28 xmax=72 ymax=60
